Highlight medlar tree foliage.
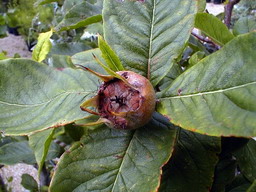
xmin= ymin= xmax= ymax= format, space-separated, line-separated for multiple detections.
xmin=0 ymin=0 xmax=256 ymax=191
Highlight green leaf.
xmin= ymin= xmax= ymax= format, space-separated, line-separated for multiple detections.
xmin=159 ymin=129 xmax=221 ymax=192
xmin=157 ymin=63 xmax=182 ymax=92
xmin=55 ymin=2 xmax=102 ymax=32
xmin=0 ymin=15 xmax=5 ymax=25
xmin=90 ymin=54 xmax=130 ymax=84
xmin=48 ymin=55 xmax=75 ymax=68
xmin=0 ymin=52 xmax=8 ymax=60
xmin=48 ymin=42 xmax=92 ymax=68
xmin=49 ymin=112 xmax=177 ymax=192
xmin=229 ymin=184 xmax=251 ymax=192
xmin=211 ymin=157 xmax=237 ymax=192
xmin=247 ymin=180 xmax=256 ymax=192
xmin=234 ymin=139 xmax=256 ymax=183
xmin=195 ymin=13 xmax=235 ymax=46
xmin=46 ymin=139 xmax=61 ymax=160
xmin=0 ymin=25 xmax=7 ymax=38
xmin=85 ymin=22 xmax=103 ymax=35
xmin=0 ymin=59 xmax=98 ymax=135
xmin=233 ymin=17 xmax=256 ymax=36
xmin=197 ymin=0 xmax=206 ymax=13
xmin=226 ymin=174 xmax=251 ymax=192
xmin=34 ymin=0 xmax=57 ymax=6
xmin=188 ymin=51 xmax=205 ymax=67
xmin=64 ymin=123 xmax=85 ymax=141
xmin=21 ymin=174 xmax=38 ymax=192
xmin=0 ymin=141 xmax=36 ymax=165
xmin=71 ymin=48 xmax=107 ymax=75
xmin=32 ymin=29 xmax=53 ymax=62
xmin=28 ymin=129 xmax=55 ymax=175
xmin=61 ymin=0 xmax=83 ymax=13
xmin=158 ymin=32 xmax=256 ymax=137
xmin=98 ymin=35 xmax=124 ymax=71
xmin=103 ymin=0 xmax=199 ymax=86
xmin=50 ymin=42 xmax=91 ymax=56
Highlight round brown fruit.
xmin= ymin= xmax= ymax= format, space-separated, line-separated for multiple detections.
xmin=98 ymin=71 xmax=156 ymax=130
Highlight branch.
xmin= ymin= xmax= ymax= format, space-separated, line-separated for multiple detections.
xmin=224 ymin=0 xmax=241 ymax=28
xmin=191 ymin=31 xmax=220 ymax=50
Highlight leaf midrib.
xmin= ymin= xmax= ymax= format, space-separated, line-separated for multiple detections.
xmin=147 ymin=0 xmax=156 ymax=80
xmin=161 ymin=81 xmax=256 ymax=99
xmin=111 ymin=131 xmax=135 ymax=191
xmin=0 ymin=91 xmax=91 ymax=107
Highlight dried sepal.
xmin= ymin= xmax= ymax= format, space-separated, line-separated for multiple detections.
xmin=75 ymin=64 xmax=114 ymax=82
xmin=92 ymin=54 xmax=136 ymax=89
xmin=80 ymin=95 xmax=99 ymax=116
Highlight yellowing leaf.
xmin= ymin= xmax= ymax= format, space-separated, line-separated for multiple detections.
xmin=32 ymin=29 xmax=53 ymax=62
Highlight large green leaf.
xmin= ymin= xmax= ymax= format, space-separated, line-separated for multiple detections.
xmin=103 ymin=0 xmax=199 ymax=86
xmin=0 ymin=141 xmax=36 ymax=165
xmin=158 ymin=32 xmax=256 ymax=137
xmin=195 ymin=13 xmax=234 ymax=46
xmin=55 ymin=1 xmax=102 ymax=31
xmin=234 ymin=139 xmax=256 ymax=183
xmin=0 ymin=59 xmax=98 ymax=135
xmin=49 ymin=112 xmax=177 ymax=192
xmin=159 ymin=129 xmax=221 ymax=192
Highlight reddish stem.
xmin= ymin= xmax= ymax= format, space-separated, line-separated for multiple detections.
xmin=191 ymin=31 xmax=220 ymax=49
xmin=224 ymin=0 xmax=241 ymax=28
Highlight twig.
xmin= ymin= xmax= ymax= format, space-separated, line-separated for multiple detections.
xmin=224 ymin=0 xmax=241 ymax=28
xmin=191 ymin=31 xmax=220 ymax=49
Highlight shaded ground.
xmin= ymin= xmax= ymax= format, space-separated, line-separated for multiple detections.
xmin=206 ymin=2 xmax=224 ymax=15
xmin=0 ymin=34 xmax=31 ymax=58
xmin=0 ymin=164 xmax=38 ymax=192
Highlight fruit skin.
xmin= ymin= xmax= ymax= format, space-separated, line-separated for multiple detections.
xmin=97 ymin=71 xmax=156 ymax=130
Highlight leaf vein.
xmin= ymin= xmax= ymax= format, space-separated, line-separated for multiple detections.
xmin=162 ymin=81 xmax=256 ymax=99
xmin=0 ymin=91 xmax=91 ymax=107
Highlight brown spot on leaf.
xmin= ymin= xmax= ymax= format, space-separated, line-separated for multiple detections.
xmin=56 ymin=68 xmax=64 ymax=71
xmin=178 ymin=89 xmax=182 ymax=96
xmin=163 ymin=115 xmax=171 ymax=121
xmin=114 ymin=155 xmax=124 ymax=159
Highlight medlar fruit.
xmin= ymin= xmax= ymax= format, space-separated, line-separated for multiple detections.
xmin=79 ymin=67 xmax=156 ymax=130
